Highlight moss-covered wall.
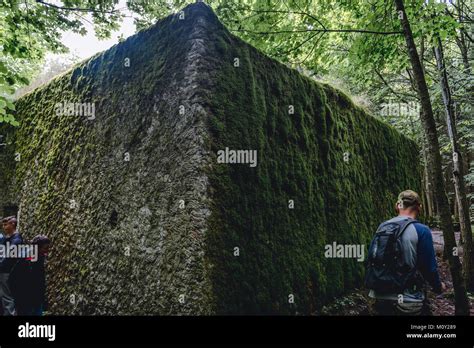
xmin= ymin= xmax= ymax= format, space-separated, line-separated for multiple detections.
xmin=12 ymin=4 xmax=216 ymax=315
xmin=200 ymin=6 xmax=421 ymax=314
xmin=0 ymin=124 xmax=18 ymax=218
xmin=7 ymin=3 xmax=421 ymax=315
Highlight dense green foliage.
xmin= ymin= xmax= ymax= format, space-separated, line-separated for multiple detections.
xmin=0 ymin=0 xmax=123 ymax=124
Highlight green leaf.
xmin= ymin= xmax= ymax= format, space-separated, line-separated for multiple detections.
xmin=17 ymin=76 xmax=30 ymax=85
xmin=6 ymin=100 xmax=15 ymax=111
xmin=0 ymin=61 xmax=7 ymax=74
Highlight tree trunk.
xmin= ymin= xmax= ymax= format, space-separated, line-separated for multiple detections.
xmin=423 ymin=169 xmax=434 ymax=217
xmin=434 ymin=37 xmax=474 ymax=291
xmin=454 ymin=198 xmax=459 ymax=227
xmin=422 ymin=139 xmax=434 ymax=218
xmin=394 ymin=0 xmax=470 ymax=315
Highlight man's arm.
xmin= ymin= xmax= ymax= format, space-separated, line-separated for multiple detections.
xmin=415 ymin=223 xmax=442 ymax=293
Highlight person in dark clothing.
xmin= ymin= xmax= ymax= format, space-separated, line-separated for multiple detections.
xmin=11 ymin=234 xmax=51 ymax=316
xmin=0 ymin=216 xmax=24 ymax=316
xmin=28 ymin=235 xmax=51 ymax=316
xmin=368 ymin=190 xmax=445 ymax=315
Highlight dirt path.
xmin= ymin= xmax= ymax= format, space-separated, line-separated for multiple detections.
xmin=319 ymin=230 xmax=474 ymax=315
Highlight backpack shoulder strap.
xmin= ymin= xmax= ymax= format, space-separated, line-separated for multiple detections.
xmin=395 ymin=218 xmax=416 ymax=239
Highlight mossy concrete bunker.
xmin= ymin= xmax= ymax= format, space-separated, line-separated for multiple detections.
xmin=7 ymin=2 xmax=421 ymax=314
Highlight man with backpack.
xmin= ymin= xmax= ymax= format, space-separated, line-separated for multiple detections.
xmin=366 ymin=190 xmax=444 ymax=315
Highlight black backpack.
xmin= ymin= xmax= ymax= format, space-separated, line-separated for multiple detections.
xmin=365 ymin=218 xmax=416 ymax=293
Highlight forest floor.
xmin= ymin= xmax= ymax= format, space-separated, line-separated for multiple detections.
xmin=319 ymin=230 xmax=474 ymax=316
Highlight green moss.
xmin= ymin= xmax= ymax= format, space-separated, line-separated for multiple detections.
xmin=203 ymin=21 xmax=421 ymax=314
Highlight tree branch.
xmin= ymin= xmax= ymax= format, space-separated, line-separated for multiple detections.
xmin=375 ymin=69 xmax=410 ymax=103
xmin=275 ymin=32 xmax=320 ymax=56
xmin=36 ymin=0 xmax=118 ymax=14
xmin=231 ymin=28 xmax=403 ymax=35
